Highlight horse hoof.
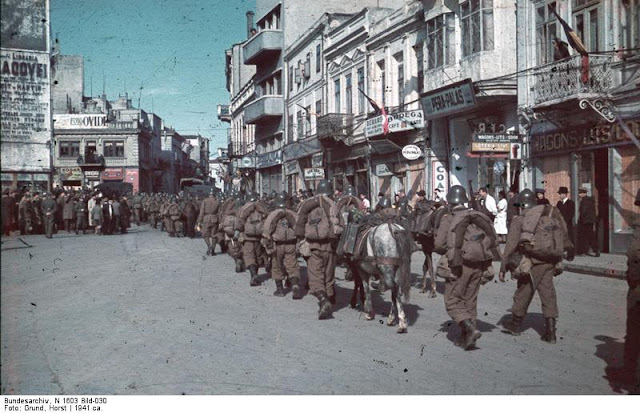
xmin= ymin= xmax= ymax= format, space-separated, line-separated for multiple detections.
xmin=419 ymin=289 xmax=426 ymax=294
xmin=429 ymin=292 xmax=437 ymax=298
xmin=365 ymin=313 xmax=375 ymax=321
xmin=396 ymin=327 xmax=407 ymax=334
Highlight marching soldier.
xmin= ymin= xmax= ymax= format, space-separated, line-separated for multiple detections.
xmin=18 ymin=193 xmax=34 ymax=235
xmin=183 ymin=195 xmax=199 ymax=239
xmin=62 ymin=192 xmax=75 ymax=233
xmin=166 ymin=196 xmax=182 ymax=237
xmin=434 ymin=185 xmax=498 ymax=350
xmin=221 ymin=192 xmax=246 ymax=272
xmin=238 ymin=191 xmax=270 ymax=286
xmin=499 ymin=188 xmax=574 ymax=344
xmin=294 ymin=179 xmax=343 ymax=319
xmin=41 ymin=192 xmax=57 ymax=239
xmin=132 ymin=192 xmax=143 ymax=225
xmin=148 ymin=195 xmax=160 ymax=229
xmin=262 ymin=192 xmax=301 ymax=298
xmin=197 ymin=189 xmax=221 ymax=254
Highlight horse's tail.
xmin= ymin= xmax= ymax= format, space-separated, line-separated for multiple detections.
xmin=395 ymin=226 xmax=412 ymax=302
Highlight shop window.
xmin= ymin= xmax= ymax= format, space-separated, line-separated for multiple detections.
xmin=460 ymin=0 xmax=494 ymax=57
xmin=59 ymin=141 xmax=80 ymax=158
xmin=104 ymin=141 xmax=125 ymax=158
xmin=612 ymin=146 xmax=640 ymax=233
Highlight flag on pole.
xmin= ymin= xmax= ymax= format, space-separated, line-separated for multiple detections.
xmin=381 ymin=105 xmax=389 ymax=135
xmin=358 ymin=88 xmax=382 ymax=115
xmin=549 ymin=5 xmax=590 ymax=84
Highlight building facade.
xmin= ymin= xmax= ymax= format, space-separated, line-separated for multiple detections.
xmin=517 ymin=0 xmax=640 ymax=253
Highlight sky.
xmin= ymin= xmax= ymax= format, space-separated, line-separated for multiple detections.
xmin=50 ymin=0 xmax=256 ymax=156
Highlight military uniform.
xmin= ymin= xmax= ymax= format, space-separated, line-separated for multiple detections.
xmin=74 ymin=199 xmax=88 ymax=234
xmin=62 ymin=195 xmax=75 ymax=233
xmin=166 ymin=200 xmax=182 ymax=237
xmin=238 ymin=199 xmax=270 ymax=286
xmin=18 ymin=195 xmax=34 ymax=235
xmin=41 ymin=196 xmax=57 ymax=238
xmin=148 ymin=197 xmax=160 ymax=229
xmin=263 ymin=202 xmax=300 ymax=298
xmin=197 ymin=194 xmax=221 ymax=254
xmin=132 ymin=194 xmax=143 ymax=225
xmin=183 ymin=199 xmax=199 ymax=239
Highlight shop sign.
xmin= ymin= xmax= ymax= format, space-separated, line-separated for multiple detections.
xmin=285 ymin=160 xmax=298 ymax=175
xmin=311 ymin=153 xmax=324 ymax=168
xmin=240 ymin=156 xmax=255 ymax=168
xmin=432 ymin=160 xmax=448 ymax=195
xmin=102 ymin=168 xmax=124 ymax=180
xmin=256 ymin=150 xmax=282 ymax=169
xmin=53 ymin=114 xmax=107 ymax=129
xmin=365 ymin=110 xmax=425 ymax=138
xmin=401 ymin=144 xmax=422 ymax=160
xmin=531 ymin=120 xmax=640 ymax=155
xmin=471 ymin=142 xmax=511 ymax=152
xmin=58 ymin=167 xmax=83 ymax=181
xmin=473 ymin=133 xmax=520 ymax=143
xmin=420 ymin=79 xmax=476 ymax=118
xmin=304 ymin=167 xmax=325 ymax=180
xmin=84 ymin=170 xmax=100 ymax=179
xmin=375 ymin=163 xmax=393 ymax=177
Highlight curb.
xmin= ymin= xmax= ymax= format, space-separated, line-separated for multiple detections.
xmin=564 ymin=263 xmax=626 ymax=280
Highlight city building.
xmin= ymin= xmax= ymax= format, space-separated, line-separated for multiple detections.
xmin=1 ymin=0 xmax=53 ymax=192
xmin=517 ymin=0 xmax=640 ymax=253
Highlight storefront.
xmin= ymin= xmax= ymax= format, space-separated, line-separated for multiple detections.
xmin=1 ymin=172 xmax=50 ymax=193
xmin=256 ymin=149 xmax=282 ymax=196
xmin=327 ymin=144 xmax=369 ymax=197
xmin=530 ymin=119 xmax=640 ymax=253
xmin=57 ymin=166 xmax=83 ymax=189
xmin=282 ymin=139 xmax=322 ymax=194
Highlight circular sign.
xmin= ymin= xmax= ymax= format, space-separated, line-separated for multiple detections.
xmin=241 ymin=157 xmax=252 ymax=167
xmin=493 ymin=161 xmax=505 ymax=175
xmin=401 ymin=144 xmax=422 ymax=160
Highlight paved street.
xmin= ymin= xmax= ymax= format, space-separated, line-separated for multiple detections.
xmin=0 ymin=226 xmax=632 ymax=395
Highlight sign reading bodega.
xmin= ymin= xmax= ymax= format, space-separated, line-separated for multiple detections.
xmin=531 ymin=120 xmax=639 ymax=154
xmin=54 ymin=114 xmax=108 ymax=129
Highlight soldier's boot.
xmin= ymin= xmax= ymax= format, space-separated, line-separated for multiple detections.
xmin=317 ymin=292 xmax=333 ymax=320
xmin=541 ymin=318 xmax=557 ymax=344
xmin=210 ymin=239 xmax=217 ymax=256
xmin=235 ymin=258 xmax=245 ymax=273
xmin=501 ymin=314 xmax=524 ymax=336
xmin=249 ymin=265 xmax=260 ymax=286
xmin=284 ymin=277 xmax=292 ymax=289
xmin=273 ymin=280 xmax=285 ymax=297
xmin=204 ymin=238 xmax=212 ymax=256
xmin=454 ymin=327 xmax=467 ymax=347
xmin=460 ymin=319 xmax=481 ymax=350
xmin=328 ymin=294 xmax=336 ymax=305
xmin=290 ymin=277 xmax=302 ymax=300
xmin=220 ymin=241 xmax=228 ymax=254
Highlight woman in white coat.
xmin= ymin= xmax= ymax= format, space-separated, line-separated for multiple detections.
xmin=494 ymin=190 xmax=508 ymax=243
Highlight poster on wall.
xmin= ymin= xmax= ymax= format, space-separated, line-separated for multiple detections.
xmin=432 ymin=160 xmax=448 ymax=198
xmin=1 ymin=0 xmax=48 ymax=51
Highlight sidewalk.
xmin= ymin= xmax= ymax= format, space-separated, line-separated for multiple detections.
xmin=565 ymin=253 xmax=628 ymax=280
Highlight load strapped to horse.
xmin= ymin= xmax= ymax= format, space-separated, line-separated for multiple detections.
xmin=336 ymin=198 xmax=413 ymax=333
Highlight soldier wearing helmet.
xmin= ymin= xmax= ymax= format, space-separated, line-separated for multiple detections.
xmin=238 ymin=190 xmax=271 ymax=286
xmin=197 ymin=189 xmax=221 ymax=254
xmin=294 ymin=179 xmax=343 ymax=319
xmin=434 ymin=185 xmax=496 ymax=350
xmin=262 ymin=192 xmax=302 ymax=299
xmin=499 ymin=188 xmax=574 ymax=344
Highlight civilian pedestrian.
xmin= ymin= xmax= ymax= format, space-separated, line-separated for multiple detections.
xmin=577 ymin=188 xmax=599 ymax=257
xmin=495 ymin=190 xmax=508 ymax=243
xmin=556 ymin=187 xmax=575 ymax=246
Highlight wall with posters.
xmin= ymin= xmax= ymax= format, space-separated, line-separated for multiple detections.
xmin=1 ymin=0 xmax=52 ymax=176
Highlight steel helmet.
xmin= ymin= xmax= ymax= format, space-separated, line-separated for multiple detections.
xmin=344 ymin=186 xmax=356 ymax=196
xmin=517 ymin=188 xmax=536 ymax=209
xmin=446 ymin=185 xmax=469 ymax=205
xmin=315 ymin=179 xmax=332 ymax=196
xmin=273 ymin=193 xmax=287 ymax=208
xmin=378 ymin=197 xmax=392 ymax=209
xmin=246 ymin=191 xmax=259 ymax=202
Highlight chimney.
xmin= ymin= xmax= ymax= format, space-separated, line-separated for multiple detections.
xmin=246 ymin=11 xmax=255 ymax=39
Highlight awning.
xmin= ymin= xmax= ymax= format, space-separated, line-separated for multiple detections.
xmin=368 ymin=138 xmax=402 ymax=155
xmin=282 ymin=138 xmax=322 ymax=161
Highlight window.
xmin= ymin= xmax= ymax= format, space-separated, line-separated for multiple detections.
xmin=316 ymin=44 xmax=321 ymax=73
xmin=334 ymin=78 xmax=341 ymax=113
xmin=413 ymin=43 xmax=424 ymax=93
xmin=289 ymin=66 xmax=294 ymax=92
xmin=287 ymin=114 xmax=294 ymax=142
xmin=377 ymin=60 xmax=386 ymax=105
xmin=315 ymin=99 xmax=322 ymax=117
xmin=305 ymin=105 xmax=312 ymax=135
xmin=59 ymin=141 xmax=80 ymax=158
xmin=85 ymin=140 xmax=97 ymax=162
xmin=345 ymin=74 xmax=353 ymax=114
xmin=395 ymin=53 xmax=404 ymax=108
xmin=357 ymin=67 xmax=365 ymax=114
xmin=426 ymin=14 xmax=455 ymax=69
xmin=573 ymin=1 xmax=601 ymax=53
xmin=104 ymin=141 xmax=125 ymax=157
xmin=620 ymin=0 xmax=639 ymax=51
xmin=460 ymin=0 xmax=494 ymax=57
xmin=536 ymin=1 xmax=559 ymax=65
xmin=297 ymin=111 xmax=304 ymax=139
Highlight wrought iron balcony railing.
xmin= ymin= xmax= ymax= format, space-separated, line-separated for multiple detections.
xmin=532 ymin=54 xmax=614 ymax=106
xmin=316 ymin=113 xmax=354 ymax=140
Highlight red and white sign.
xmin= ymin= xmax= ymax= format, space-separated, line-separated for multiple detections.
xmin=126 ymin=169 xmax=139 ymax=192
xmin=102 ymin=168 xmax=123 ymax=180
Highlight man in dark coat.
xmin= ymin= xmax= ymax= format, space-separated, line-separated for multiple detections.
xmin=101 ymin=197 xmax=114 ymax=235
xmin=506 ymin=188 xmax=519 ymax=229
xmin=2 ymin=188 xmax=16 ymax=236
xmin=577 ymin=188 xmax=599 ymax=257
xmin=41 ymin=192 xmax=57 ymax=238
xmin=556 ymin=186 xmax=575 ymax=246
xmin=535 ymin=188 xmax=550 ymax=205
xmin=183 ymin=196 xmax=199 ymax=239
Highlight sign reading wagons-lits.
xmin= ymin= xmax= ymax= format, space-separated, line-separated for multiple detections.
xmin=420 ymin=79 xmax=477 ymax=118
xmin=365 ymin=110 xmax=424 ymax=138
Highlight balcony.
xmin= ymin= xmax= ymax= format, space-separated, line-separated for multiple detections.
xmin=316 ymin=113 xmax=354 ymax=141
xmin=243 ymin=30 xmax=283 ymax=65
xmin=532 ymin=54 xmax=614 ymax=107
xmin=217 ymin=104 xmax=231 ymax=122
xmin=244 ymin=95 xmax=283 ymax=124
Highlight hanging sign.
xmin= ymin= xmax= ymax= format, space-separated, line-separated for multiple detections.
xmin=304 ymin=168 xmax=325 ymax=180
xmin=401 ymin=144 xmax=422 ymax=160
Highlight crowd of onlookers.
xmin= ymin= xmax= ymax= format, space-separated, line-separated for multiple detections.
xmin=1 ymin=186 xmax=133 ymax=237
